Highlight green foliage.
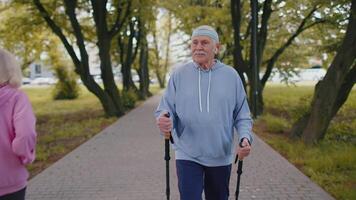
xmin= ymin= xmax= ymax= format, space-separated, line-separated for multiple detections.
xmin=326 ymin=121 xmax=356 ymax=144
xmin=52 ymin=67 xmax=79 ymax=100
xmin=0 ymin=1 xmax=62 ymax=71
xmin=289 ymin=94 xmax=312 ymax=122
xmin=263 ymin=85 xmax=313 ymax=121
xmin=259 ymin=85 xmax=356 ymax=199
xmin=260 ymin=113 xmax=290 ymax=133
xmin=25 ymin=86 xmax=95 ymax=115
xmin=325 ymin=89 xmax=356 ymax=143
xmin=121 ymin=89 xmax=139 ymax=110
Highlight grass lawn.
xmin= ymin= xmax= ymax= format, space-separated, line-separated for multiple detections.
xmin=23 ymin=84 xmax=160 ymax=178
xmin=255 ymin=84 xmax=356 ymax=200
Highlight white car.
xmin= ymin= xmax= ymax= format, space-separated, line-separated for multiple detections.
xmin=31 ymin=77 xmax=57 ymax=85
xmin=268 ymin=66 xmax=326 ymax=83
xmin=299 ymin=67 xmax=326 ymax=81
xmin=22 ymin=77 xmax=32 ymax=85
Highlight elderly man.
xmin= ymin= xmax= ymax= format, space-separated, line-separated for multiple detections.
xmin=155 ymin=25 xmax=253 ymax=200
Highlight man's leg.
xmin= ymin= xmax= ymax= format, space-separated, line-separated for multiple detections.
xmin=176 ymin=160 xmax=204 ymax=200
xmin=204 ymin=164 xmax=231 ymax=200
xmin=0 ymin=187 xmax=26 ymax=200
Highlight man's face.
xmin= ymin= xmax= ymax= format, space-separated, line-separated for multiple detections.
xmin=191 ymin=36 xmax=218 ymax=66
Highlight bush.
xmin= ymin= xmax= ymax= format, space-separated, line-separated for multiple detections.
xmin=290 ymin=94 xmax=312 ymax=121
xmin=121 ymin=89 xmax=139 ymax=110
xmin=261 ymin=113 xmax=290 ymax=133
xmin=326 ymin=121 xmax=356 ymax=143
xmin=52 ymin=67 xmax=79 ymax=100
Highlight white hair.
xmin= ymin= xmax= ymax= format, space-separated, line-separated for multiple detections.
xmin=0 ymin=48 xmax=22 ymax=88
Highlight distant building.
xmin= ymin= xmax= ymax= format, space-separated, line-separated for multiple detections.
xmin=28 ymin=62 xmax=54 ymax=79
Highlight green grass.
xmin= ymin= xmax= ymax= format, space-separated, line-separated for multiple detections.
xmin=25 ymin=86 xmax=107 ymax=116
xmin=256 ymin=84 xmax=356 ymax=200
xmin=23 ymin=84 xmax=160 ymax=177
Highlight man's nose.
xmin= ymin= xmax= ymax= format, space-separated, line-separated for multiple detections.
xmin=196 ymin=43 xmax=204 ymax=49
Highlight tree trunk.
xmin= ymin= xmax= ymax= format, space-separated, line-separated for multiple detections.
xmin=118 ymin=20 xmax=139 ymax=92
xmin=291 ymin=1 xmax=356 ymax=144
xmin=162 ymin=12 xmax=172 ymax=88
xmin=257 ymin=0 xmax=272 ymax=68
xmin=98 ymin=38 xmax=124 ymax=115
xmin=156 ymin=73 xmax=165 ymax=89
xmin=91 ymin=0 xmax=124 ymax=116
xmin=248 ymin=0 xmax=263 ymax=116
xmin=138 ymin=36 xmax=151 ymax=99
xmin=248 ymin=84 xmax=264 ymax=116
xmin=230 ymin=0 xmax=249 ymax=89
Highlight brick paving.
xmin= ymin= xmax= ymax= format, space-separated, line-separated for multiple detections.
xmin=26 ymin=94 xmax=334 ymax=200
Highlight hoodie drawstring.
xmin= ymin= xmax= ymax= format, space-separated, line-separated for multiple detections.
xmin=198 ymin=69 xmax=203 ymax=112
xmin=198 ymin=68 xmax=212 ymax=113
xmin=207 ymin=70 xmax=211 ymax=113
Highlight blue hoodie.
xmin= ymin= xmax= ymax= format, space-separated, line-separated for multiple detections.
xmin=155 ymin=60 xmax=253 ymax=167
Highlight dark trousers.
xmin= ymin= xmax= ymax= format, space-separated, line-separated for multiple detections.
xmin=0 ymin=187 xmax=26 ymax=200
xmin=176 ymin=160 xmax=231 ymax=200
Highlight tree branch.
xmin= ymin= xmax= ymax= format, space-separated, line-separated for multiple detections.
xmin=109 ymin=0 xmax=131 ymax=38
xmin=63 ymin=0 xmax=89 ymax=74
xmin=261 ymin=4 xmax=320 ymax=87
xmin=131 ymin=19 xmax=140 ymax=64
xmin=33 ymin=0 xmax=81 ymax=70
xmin=231 ymin=0 xmax=248 ymax=73
xmin=257 ymin=0 xmax=273 ymax=66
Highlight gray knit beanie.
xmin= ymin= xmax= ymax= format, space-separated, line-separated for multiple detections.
xmin=191 ymin=25 xmax=219 ymax=43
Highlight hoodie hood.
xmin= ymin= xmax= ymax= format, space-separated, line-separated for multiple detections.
xmin=193 ymin=60 xmax=224 ymax=113
xmin=192 ymin=59 xmax=224 ymax=72
xmin=0 ymin=84 xmax=17 ymax=108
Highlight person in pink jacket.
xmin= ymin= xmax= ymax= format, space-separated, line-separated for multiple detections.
xmin=0 ymin=48 xmax=37 ymax=200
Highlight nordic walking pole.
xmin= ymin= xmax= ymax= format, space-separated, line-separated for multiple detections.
xmin=163 ymin=112 xmax=173 ymax=200
xmin=234 ymin=141 xmax=245 ymax=200
xmin=164 ymin=134 xmax=170 ymax=200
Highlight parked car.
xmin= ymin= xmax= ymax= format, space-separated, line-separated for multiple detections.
xmin=22 ymin=77 xmax=32 ymax=85
xmin=299 ymin=65 xmax=326 ymax=81
xmin=31 ymin=77 xmax=57 ymax=85
xmin=268 ymin=66 xmax=326 ymax=83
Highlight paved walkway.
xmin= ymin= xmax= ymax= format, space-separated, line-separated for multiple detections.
xmin=26 ymin=94 xmax=334 ymax=200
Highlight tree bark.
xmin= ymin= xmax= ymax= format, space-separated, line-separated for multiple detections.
xmin=138 ymin=36 xmax=151 ymax=99
xmin=291 ymin=0 xmax=356 ymax=144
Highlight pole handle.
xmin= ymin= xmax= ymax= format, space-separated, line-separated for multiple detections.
xmin=163 ymin=112 xmax=174 ymax=143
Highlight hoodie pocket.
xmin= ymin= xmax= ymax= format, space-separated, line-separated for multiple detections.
xmin=177 ymin=122 xmax=232 ymax=158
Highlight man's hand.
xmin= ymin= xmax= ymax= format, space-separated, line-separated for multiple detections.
xmin=237 ymin=138 xmax=251 ymax=160
xmin=156 ymin=112 xmax=172 ymax=138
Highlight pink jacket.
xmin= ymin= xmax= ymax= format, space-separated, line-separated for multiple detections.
xmin=0 ymin=84 xmax=36 ymax=196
